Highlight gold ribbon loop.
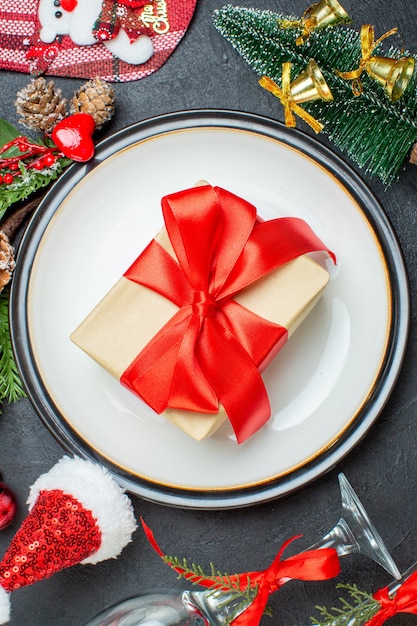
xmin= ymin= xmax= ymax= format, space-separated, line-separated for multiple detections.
xmin=259 ymin=65 xmax=324 ymax=134
xmin=297 ymin=16 xmax=319 ymax=45
xmin=277 ymin=14 xmax=318 ymax=46
xmin=277 ymin=18 xmax=303 ymax=29
xmin=336 ymin=24 xmax=399 ymax=95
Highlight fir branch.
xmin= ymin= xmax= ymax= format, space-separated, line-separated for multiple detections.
xmin=213 ymin=6 xmax=417 ymax=184
xmin=0 ymin=288 xmax=25 ymax=406
xmin=162 ymin=555 xmax=260 ymax=622
xmin=308 ymin=583 xmax=380 ymax=626
xmin=163 ymin=554 xmax=256 ymax=596
xmin=0 ymin=119 xmax=72 ymax=217
xmin=0 ymin=157 xmax=71 ymax=219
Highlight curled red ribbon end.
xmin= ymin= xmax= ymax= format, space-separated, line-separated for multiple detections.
xmin=141 ymin=518 xmax=340 ymax=626
xmin=122 ymin=185 xmax=335 ymax=443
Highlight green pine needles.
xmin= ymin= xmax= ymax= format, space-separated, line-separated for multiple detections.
xmin=0 ymin=288 xmax=25 ymax=408
xmin=0 ymin=117 xmax=72 ymax=218
xmin=0 ymin=118 xmax=72 ymax=412
xmin=163 ymin=554 xmax=265 ymax=622
xmin=0 ymin=156 xmax=70 ymax=219
xmin=308 ymin=583 xmax=381 ymax=626
xmin=213 ymin=5 xmax=417 ymax=184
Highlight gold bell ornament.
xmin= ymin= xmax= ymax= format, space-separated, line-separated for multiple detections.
xmin=336 ymin=24 xmax=415 ymax=101
xmin=278 ymin=0 xmax=352 ymax=46
xmin=259 ymin=60 xmax=333 ymax=133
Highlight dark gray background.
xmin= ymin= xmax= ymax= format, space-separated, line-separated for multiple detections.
xmin=1 ymin=0 xmax=417 ymax=623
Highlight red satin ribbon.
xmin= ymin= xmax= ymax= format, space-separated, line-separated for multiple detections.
xmin=366 ymin=573 xmax=417 ymax=625
xmin=141 ymin=518 xmax=340 ymax=626
xmin=121 ymin=185 xmax=335 ymax=443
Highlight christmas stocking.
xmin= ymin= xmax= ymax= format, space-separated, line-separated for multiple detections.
xmin=0 ymin=0 xmax=197 ymax=81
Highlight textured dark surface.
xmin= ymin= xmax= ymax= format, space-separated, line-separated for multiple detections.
xmin=1 ymin=0 xmax=417 ymax=624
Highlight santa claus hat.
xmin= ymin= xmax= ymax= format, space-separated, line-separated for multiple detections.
xmin=0 ymin=456 xmax=137 ymax=624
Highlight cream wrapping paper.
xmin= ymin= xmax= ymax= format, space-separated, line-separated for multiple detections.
xmin=71 ymin=219 xmax=330 ymax=440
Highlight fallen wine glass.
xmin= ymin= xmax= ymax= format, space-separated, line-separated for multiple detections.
xmin=84 ymin=589 xmax=244 ymax=626
xmin=305 ymin=473 xmax=400 ymax=579
xmin=84 ymin=473 xmax=400 ymax=626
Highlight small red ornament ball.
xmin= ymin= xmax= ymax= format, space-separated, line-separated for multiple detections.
xmin=0 ymin=482 xmax=17 ymax=529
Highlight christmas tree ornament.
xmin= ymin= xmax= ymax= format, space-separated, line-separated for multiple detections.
xmin=69 ymin=77 xmax=116 ymax=130
xmin=0 ymin=481 xmax=17 ymax=531
xmin=335 ymin=24 xmax=415 ymax=100
xmin=278 ymin=0 xmax=352 ymax=46
xmin=51 ymin=113 xmax=96 ymax=162
xmin=0 ymin=455 xmax=137 ymax=625
xmin=259 ymin=60 xmax=333 ymax=133
xmin=212 ymin=5 xmax=417 ymax=185
xmin=10 ymin=75 xmax=118 ymax=176
xmin=365 ymin=56 xmax=416 ymax=102
xmin=14 ymin=77 xmax=68 ymax=134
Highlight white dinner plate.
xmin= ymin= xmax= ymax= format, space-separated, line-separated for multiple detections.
xmin=10 ymin=110 xmax=409 ymax=509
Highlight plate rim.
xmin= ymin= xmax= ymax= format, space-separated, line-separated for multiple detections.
xmin=10 ymin=108 xmax=410 ymax=509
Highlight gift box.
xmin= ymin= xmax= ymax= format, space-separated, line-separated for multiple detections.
xmin=71 ymin=183 xmax=335 ymax=443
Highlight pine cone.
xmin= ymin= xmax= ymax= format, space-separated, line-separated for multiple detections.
xmin=70 ymin=78 xmax=116 ymax=130
xmin=15 ymin=77 xmax=68 ymax=134
xmin=410 ymin=142 xmax=417 ymax=166
xmin=0 ymin=231 xmax=15 ymax=293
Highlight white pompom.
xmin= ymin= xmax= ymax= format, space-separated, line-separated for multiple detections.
xmin=0 ymin=586 xmax=10 ymax=624
xmin=27 ymin=456 xmax=137 ymax=564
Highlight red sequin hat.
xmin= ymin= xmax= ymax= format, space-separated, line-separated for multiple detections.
xmin=0 ymin=456 xmax=137 ymax=624
xmin=0 ymin=0 xmax=197 ymax=81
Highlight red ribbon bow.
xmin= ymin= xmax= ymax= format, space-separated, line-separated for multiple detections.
xmin=365 ymin=572 xmax=417 ymax=625
xmin=141 ymin=518 xmax=340 ymax=625
xmin=121 ymin=185 xmax=335 ymax=443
